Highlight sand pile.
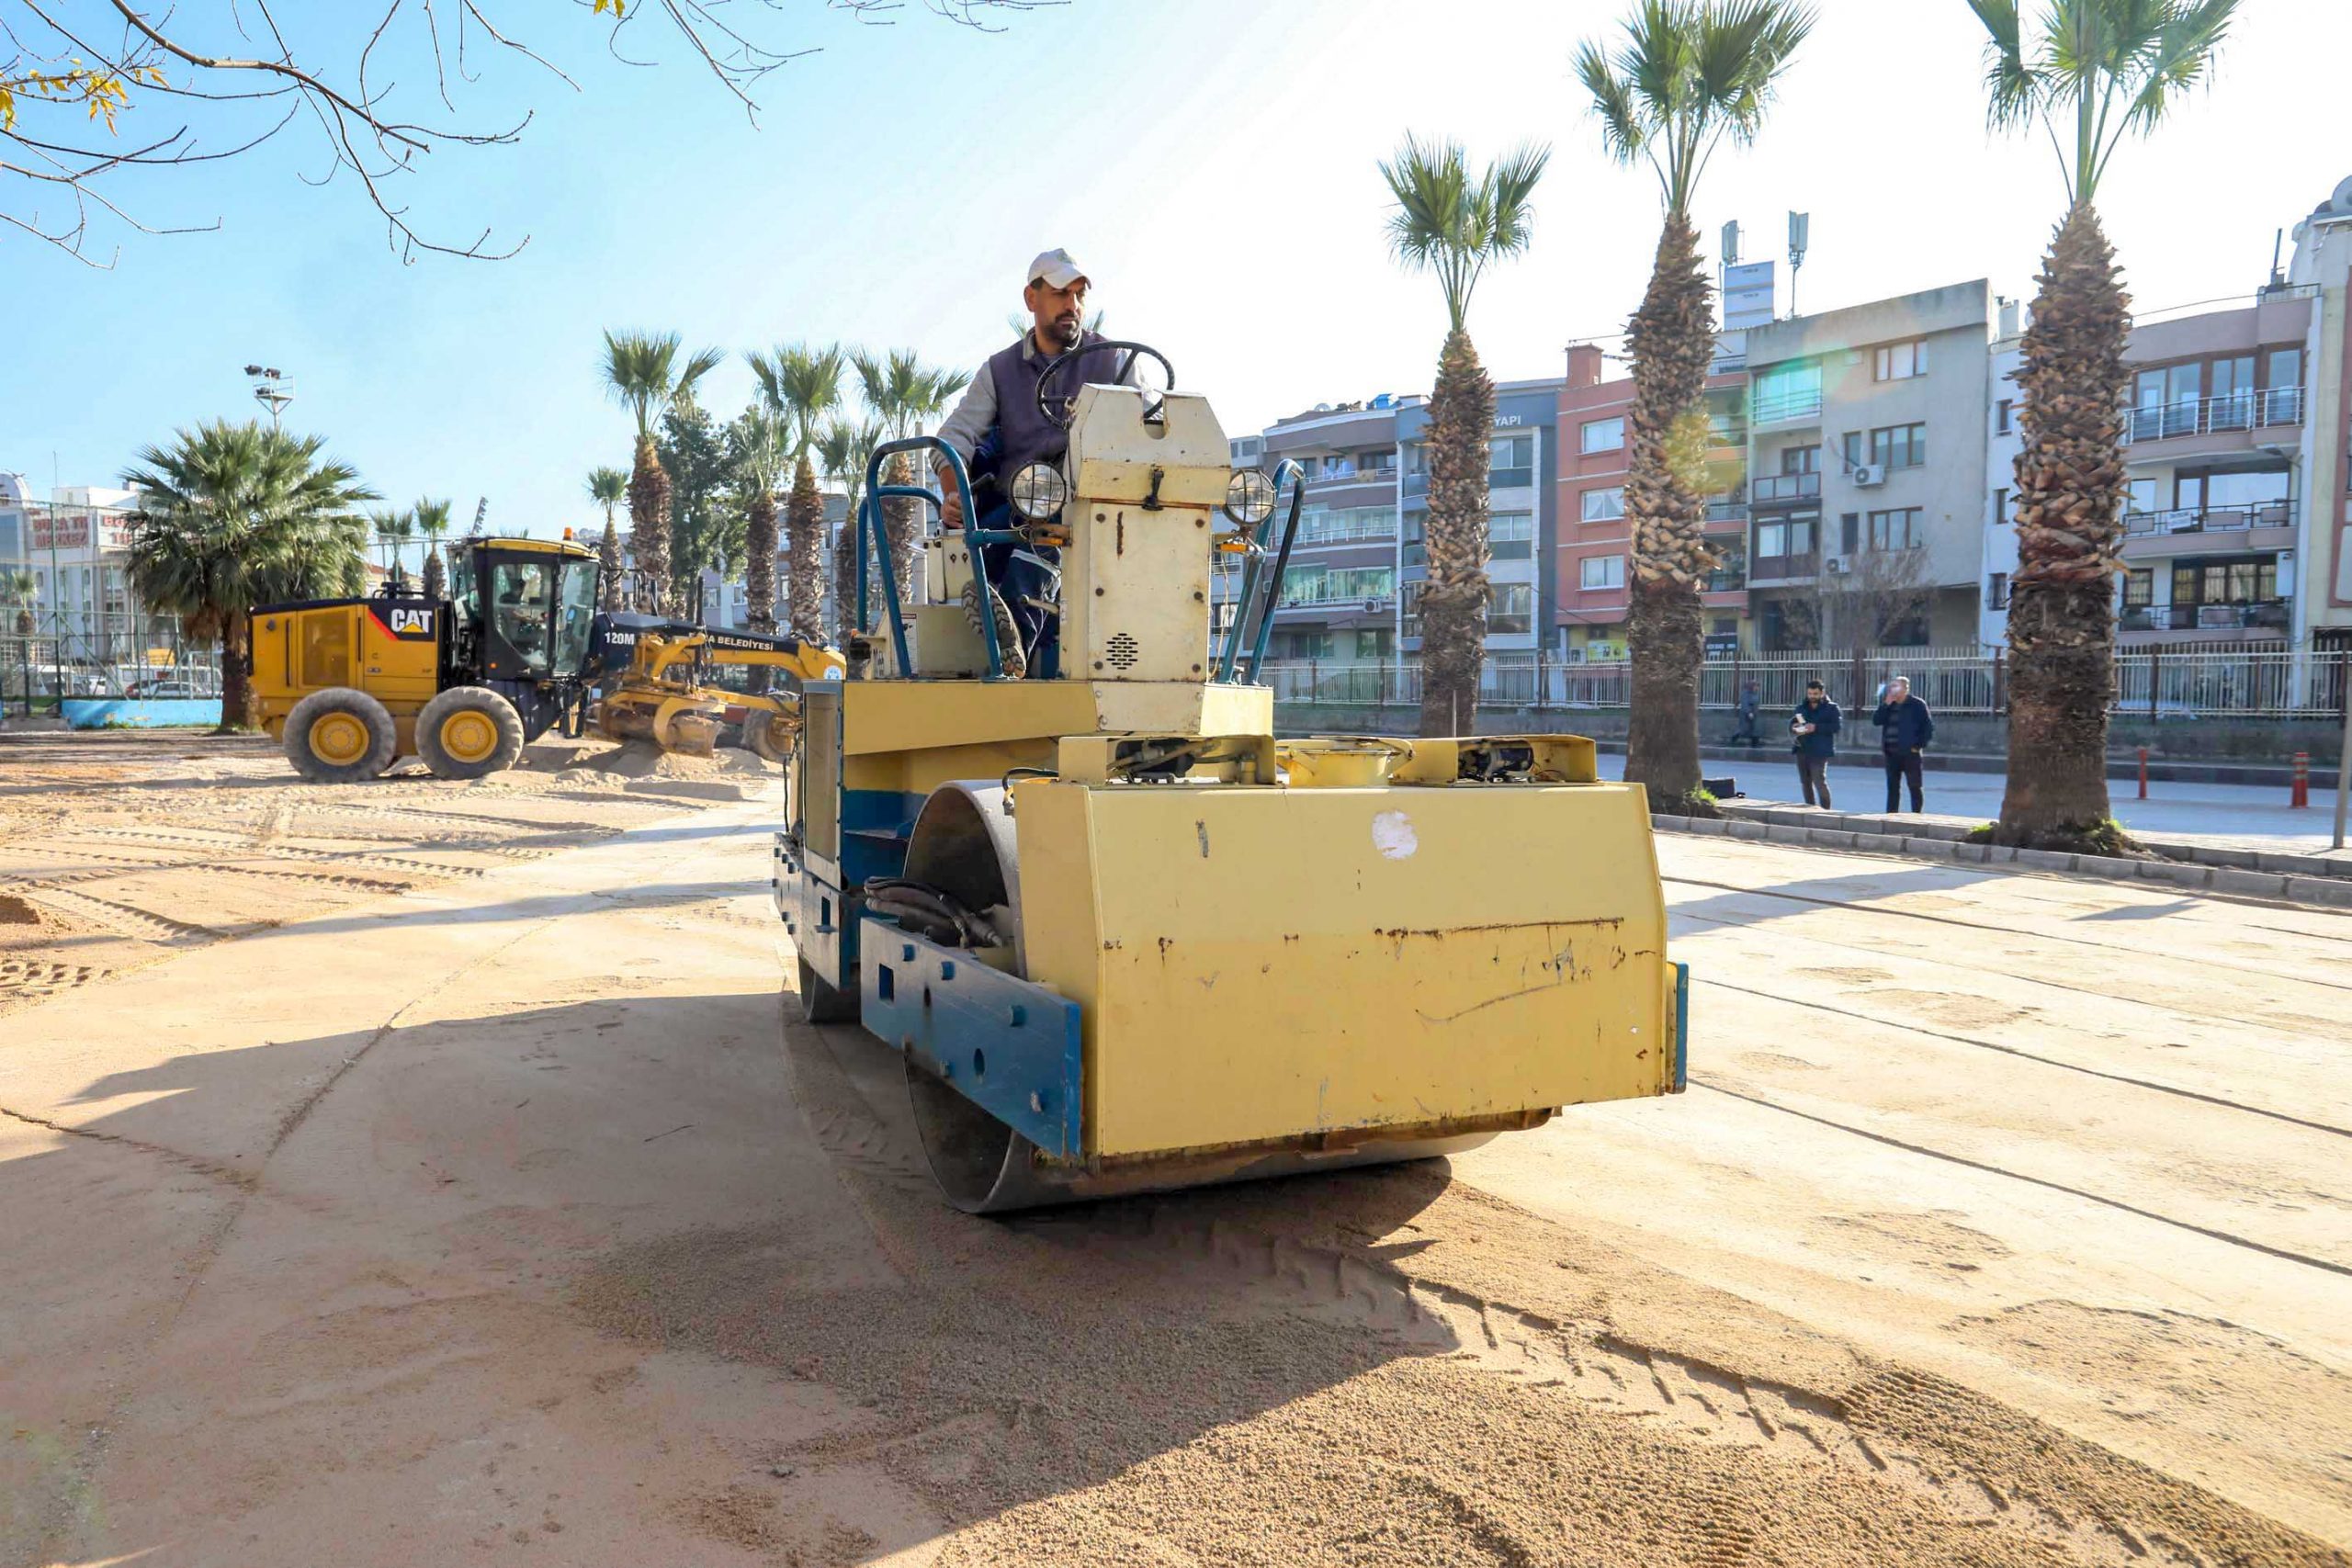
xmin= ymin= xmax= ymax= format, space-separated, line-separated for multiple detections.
xmin=556 ymin=740 xmax=773 ymax=780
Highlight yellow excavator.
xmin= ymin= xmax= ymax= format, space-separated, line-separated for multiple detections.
xmin=590 ymin=616 xmax=845 ymax=761
xmin=777 ymin=343 xmax=1687 ymax=1213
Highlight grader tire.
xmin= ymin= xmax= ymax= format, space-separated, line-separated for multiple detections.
xmin=418 ymin=686 xmax=526 ymax=780
xmin=745 ymin=713 xmax=794 ymax=764
xmin=284 ymin=688 xmax=397 ymax=783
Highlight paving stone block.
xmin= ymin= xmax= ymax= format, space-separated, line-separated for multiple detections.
xmin=1725 ymin=820 xmax=1769 ymax=840
xmin=2072 ymin=855 xmax=2143 ymax=881
xmin=2012 ymin=848 xmax=2076 ymax=873
xmin=2285 ymin=875 xmax=2352 ymax=907
xmin=1805 ymin=828 xmax=1860 ymax=850
xmin=2210 ymin=867 xmax=2290 ymax=899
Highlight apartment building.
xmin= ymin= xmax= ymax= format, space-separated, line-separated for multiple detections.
xmin=1555 ymin=343 xmax=1751 ymax=660
xmin=1976 ymin=174 xmax=2352 ymax=651
xmin=1242 ymin=398 xmax=1403 ymax=662
xmin=1740 ymin=281 xmax=1992 ymax=650
xmin=1396 ymin=377 xmax=1563 ymax=660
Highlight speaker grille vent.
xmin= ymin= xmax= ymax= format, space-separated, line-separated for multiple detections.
xmin=1105 ymin=632 xmax=1140 ymax=671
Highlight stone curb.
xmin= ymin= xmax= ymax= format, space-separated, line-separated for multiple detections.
xmin=1650 ymin=813 xmax=2352 ymax=910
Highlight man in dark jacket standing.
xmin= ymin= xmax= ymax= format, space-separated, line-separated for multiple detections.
xmin=1872 ymin=675 xmax=1935 ymax=813
xmin=1790 ymin=679 xmax=1840 ymax=807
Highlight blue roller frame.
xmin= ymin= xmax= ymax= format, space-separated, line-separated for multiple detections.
xmin=858 ymin=916 xmax=1085 ymax=1157
xmin=855 ymin=436 xmax=1027 ymax=682
xmin=1671 ymin=960 xmax=1690 ymax=1093
xmin=1214 ymin=457 xmax=1307 ymax=684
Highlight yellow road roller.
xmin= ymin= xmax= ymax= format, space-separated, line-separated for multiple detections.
xmin=775 ymin=345 xmax=1686 ymax=1212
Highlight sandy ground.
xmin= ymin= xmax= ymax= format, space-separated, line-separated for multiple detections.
xmin=1 ymin=736 xmax=2346 ymax=1567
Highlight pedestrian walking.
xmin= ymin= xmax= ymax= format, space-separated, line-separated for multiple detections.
xmin=1790 ymin=678 xmax=1840 ymax=807
xmin=1871 ymin=674 xmax=1935 ymax=813
xmin=1731 ymin=678 xmax=1764 ymax=747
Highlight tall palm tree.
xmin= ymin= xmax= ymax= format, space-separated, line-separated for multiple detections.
xmin=751 ymin=344 xmax=846 ymax=642
xmin=1378 ymin=133 xmax=1549 ymax=739
xmin=585 ymin=467 xmax=628 ymax=610
xmin=412 ymin=497 xmax=454 ymax=600
xmin=603 ymin=330 xmax=722 ymax=613
xmin=818 ymin=417 xmax=887 ymax=641
xmin=370 ymin=507 xmax=413 ymax=586
xmin=1971 ymin=0 xmax=2235 ymax=846
xmin=728 ymin=404 xmax=790 ymax=641
xmin=851 ymin=349 xmax=968 ymax=604
xmin=1578 ymin=0 xmax=1812 ymax=808
xmin=123 ymin=419 xmax=376 ymax=731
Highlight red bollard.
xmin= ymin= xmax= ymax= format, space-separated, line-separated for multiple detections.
xmin=2137 ymin=746 xmax=2149 ymax=800
xmin=2291 ymin=751 xmax=2311 ymax=809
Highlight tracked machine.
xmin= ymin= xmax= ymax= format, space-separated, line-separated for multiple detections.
xmin=776 ymin=344 xmax=1687 ymax=1213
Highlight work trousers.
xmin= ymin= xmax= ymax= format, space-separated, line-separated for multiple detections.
xmin=972 ymin=499 xmax=1062 ymax=679
xmin=1795 ymin=754 xmax=1832 ymax=808
xmin=1883 ymin=749 xmax=1925 ymax=813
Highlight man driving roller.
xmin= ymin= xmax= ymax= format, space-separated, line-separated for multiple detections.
xmin=933 ymin=248 xmax=1136 ymax=679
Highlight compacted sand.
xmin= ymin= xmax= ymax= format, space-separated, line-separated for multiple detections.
xmin=0 ymin=733 xmax=2345 ymax=1567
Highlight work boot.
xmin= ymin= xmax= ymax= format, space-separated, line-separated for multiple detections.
xmin=961 ymin=579 xmax=1027 ymax=680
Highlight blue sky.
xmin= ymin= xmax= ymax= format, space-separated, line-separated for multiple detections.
xmin=6 ymin=0 xmax=2348 ymax=538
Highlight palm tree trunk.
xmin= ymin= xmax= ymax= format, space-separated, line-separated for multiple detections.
xmin=883 ymin=454 xmax=921 ymax=606
xmin=785 ymin=458 xmax=826 ymax=643
xmin=597 ymin=515 xmax=623 ymax=610
xmin=832 ymin=493 xmax=861 ymax=642
xmin=219 ymin=609 xmax=254 ymax=732
xmin=627 ymin=434 xmax=671 ymax=613
xmin=746 ymin=490 xmax=780 ymax=633
xmin=1999 ymin=204 xmax=2130 ymax=844
xmin=1417 ymin=328 xmax=1496 ymax=737
xmin=1623 ymin=213 xmax=1716 ymax=808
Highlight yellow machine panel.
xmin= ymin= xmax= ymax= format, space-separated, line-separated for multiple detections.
xmin=1012 ymin=778 xmax=1674 ymax=1158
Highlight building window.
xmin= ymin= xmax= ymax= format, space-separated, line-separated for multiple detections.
xmin=1987 ymin=571 xmax=2009 ymax=610
xmin=1489 ymin=582 xmax=1533 ymax=635
xmin=1753 ymin=360 xmax=1822 ymax=423
xmin=1842 ymin=431 xmax=1862 ymax=469
xmin=1867 ymin=508 xmax=1922 ymax=549
xmin=1581 ymin=487 xmax=1625 ymax=523
xmin=1756 ymin=516 xmax=1815 ymax=560
xmin=1781 ymin=446 xmax=1819 ymax=474
xmin=2122 ymin=569 xmax=2152 ymax=607
xmin=1403 ymin=444 xmax=1427 ymax=476
xmin=1992 ymin=487 xmax=2009 ymax=526
xmin=1402 ymin=513 xmax=1426 ymax=568
xmin=1579 ymin=416 xmax=1624 ymax=454
xmin=1839 ymin=512 xmax=1860 ymax=553
xmin=1488 ymin=512 xmax=1534 ymax=559
xmin=1354 ymin=629 xmax=1390 ymax=660
xmin=1400 ymin=580 xmax=1421 ymax=638
xmin=2127 ymin=477 xmax=2156 ymax=517
xmin=1995 ymin=400 xmax=2013 ymax=434
xmin=1580 ymin=554 xmax=1625 ymax=591
xmin=1872 ymin=339 xmax=1928 ymax=381
xmin=1869 ymin=423 xmax=1927 ymax=468
xmin=1489 ymin=434 xmax=1534 ymax=488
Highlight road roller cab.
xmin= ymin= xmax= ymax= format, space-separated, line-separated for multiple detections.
xmin=252 ymin=536 xmax=601 ymax=782
xmin=777 ymin=346 xmax=1688 ymax=1213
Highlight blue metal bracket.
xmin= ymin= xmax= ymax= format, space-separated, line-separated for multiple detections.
xmin=858 ymin=916 xmax=1085 ymax=1157
xmin=1671 ymin=961 xmax=1690 ymax=1093
xmin=856 ymin=437 xmax=1022 ymax=682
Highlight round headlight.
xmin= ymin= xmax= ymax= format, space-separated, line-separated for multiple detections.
xmin=1010 ymin=460 xmax=1069 ymax=523
xmin=1224 ymin=468 xmax=1276 ymax=527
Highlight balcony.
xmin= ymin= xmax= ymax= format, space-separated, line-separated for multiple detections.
xmin=1750 ymin=472 xmax=1820 ymax=504
xmin=1751 ymin=389 xmax=1823 ymax=426
xmin=1708 ymin=421 xmax=1747 ymax=449
xmin=1306 ymin=465 xmax=1397 ymax=490
xmin=2126 ymin=386 xmax=2304 ymax=444
xmin=2122 ymin=501 xmax=2294 ymax=537
xmin=1703 ymin=568 xmax=1747 ymax=592
xmin=1749 ymin=550 xmax=1819 ymax=583
xmin=1291 ymin=517 xmax=1400 ymax=547
xmin=1704 ymin=491 xmax=1748 ymax=526
xmin=2120 ymin=601 xmax=2290 ymax=632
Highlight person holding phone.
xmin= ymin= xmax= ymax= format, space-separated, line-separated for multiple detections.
xmin=1871 ymin=674 xmax=1935 ymax=813
xmin=1790 ymin=678 xmax=1840 ymax=807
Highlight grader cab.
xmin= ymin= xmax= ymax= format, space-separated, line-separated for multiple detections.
xmin=776 ymin=344 xmax=1688 ymax=1213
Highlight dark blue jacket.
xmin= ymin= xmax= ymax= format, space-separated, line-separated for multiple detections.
xmin=1790 ymin=698 xmax=1840 ymax=758
xmin=1872 ymin=694 xmax=1934 ymax=751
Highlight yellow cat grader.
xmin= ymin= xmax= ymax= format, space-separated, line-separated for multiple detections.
xmin=777 ymin=343 xmax=1687 ymax=1213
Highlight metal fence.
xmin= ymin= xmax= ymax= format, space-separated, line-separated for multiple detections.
xmin=1256 ymin=645 xmax=2352 ymax=721
xmin=2 ymin=626 xmax=224 ymax=715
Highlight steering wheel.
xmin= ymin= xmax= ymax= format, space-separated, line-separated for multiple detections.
xmin=1035 ymin=339 xmax=1176 ymax=431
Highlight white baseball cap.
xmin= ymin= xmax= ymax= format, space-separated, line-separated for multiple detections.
xmin=1026 ymin=248 xmax=1087 ymax=290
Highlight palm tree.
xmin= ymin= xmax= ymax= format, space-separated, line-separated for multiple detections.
xmin=412 ymin=497 xmax=454 ymax=600
xmin=4 ymin=570 xmax=35 ymax=636
xmin=751 ymin=344 xmax=846 ymax=642
xmin=1971 ymin=0 xmax=2235 ymax=847
xmin=123 ymin=419 xmax=376 ymax=731
xmin=1577 ymin=0 xmax=1812 ymax=808
xmin=585 ymin=468 xmax=628 ymax=609
xmin=728 ymin=404 xmax=790 ymax=641
xmin=370 ymin=507 xmax=413 ymax=586
xmin=603 ymin=330 xmax=723 ymax=613
xmin=851 ymin=349 xmax=969 ymax=604
xmin=818 ymin=417 xmax=886 ymax=641
xmin=1378 ymin=133 xmax=1549 ymax=739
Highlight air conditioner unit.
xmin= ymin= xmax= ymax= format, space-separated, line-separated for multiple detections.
xmin=1823 ymin=555 xmax=1852 ymax=574
xmin=1852 ymin=464 xmax=1886 ymax=487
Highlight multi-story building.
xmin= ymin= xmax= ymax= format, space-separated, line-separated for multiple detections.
xmin=1740 ymin=281 xmax=1992 ymax=650
xmin=1978 ymin=302 xmax=2026 ymax=649
xmin=2286 ymin=174 xmax=2351 ymax=651
xmin=1249 ymin=398 xmax=1402 ymax=662
xmin=1397 ymin=377 xmax=1563 ymax=662
xmin=1555 ymin=343 xmax=1750 ymax=660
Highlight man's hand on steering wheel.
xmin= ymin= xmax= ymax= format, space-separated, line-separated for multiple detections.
xmin=935 ymin=463 xmax=964 ymax=529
